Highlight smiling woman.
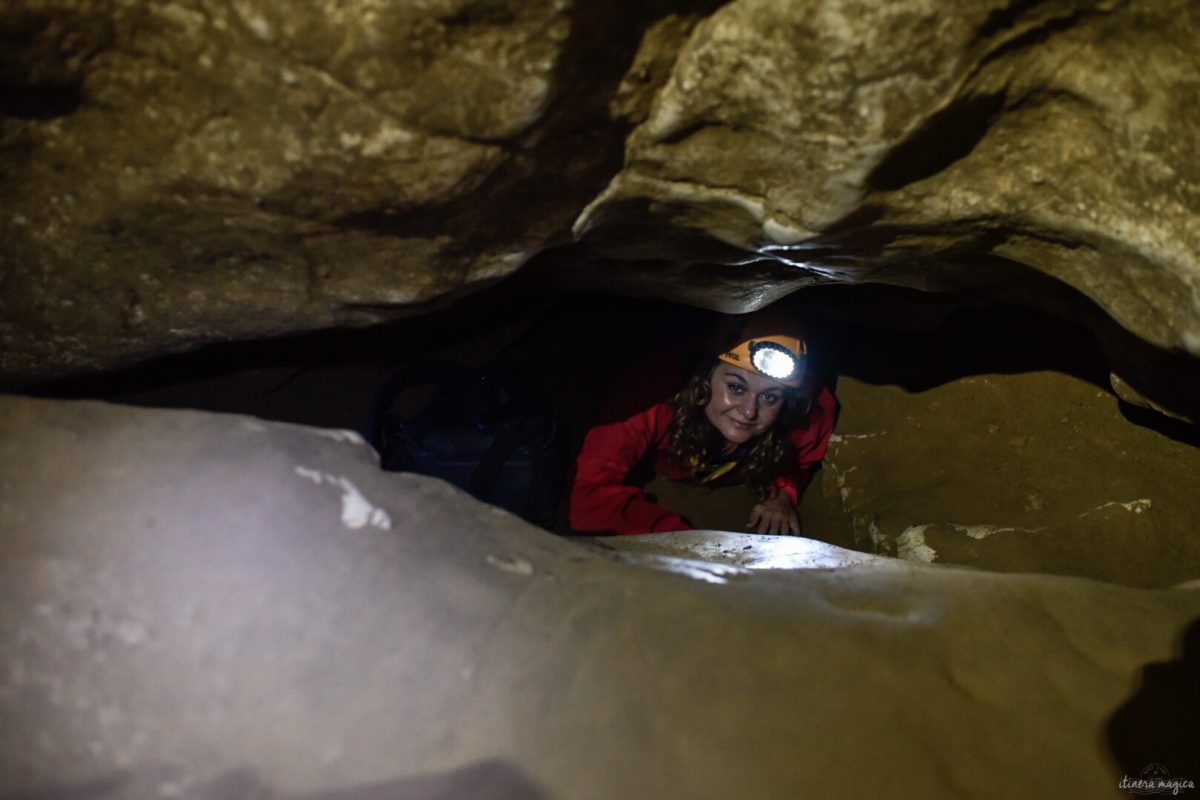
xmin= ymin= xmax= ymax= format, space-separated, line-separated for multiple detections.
xmin=568 ymin=310 xmax=838 ymax=536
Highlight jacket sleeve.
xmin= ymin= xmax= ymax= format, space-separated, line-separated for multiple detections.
xmin=569 ymin=404 xmax=692 ymax=535
xmin=775 ymin=386 xmax=839 ymax=505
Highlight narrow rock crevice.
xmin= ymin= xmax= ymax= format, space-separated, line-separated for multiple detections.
xmin=866 ymin=92 xmax=1007 ymax=192
xmin=974 ymin=3 xmax=1095 ymax=67
xmin=0 ymin=80 xmax=83 ymax=119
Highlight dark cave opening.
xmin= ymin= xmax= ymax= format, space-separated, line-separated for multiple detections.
xmin=28 ymin=284 xmax=1118 ymax=439
xmin=20 ymin=281 xmax=1200 ymax=585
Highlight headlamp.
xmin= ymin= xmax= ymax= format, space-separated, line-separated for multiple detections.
xmin=716 ymin=326 xmax=807 ymax=387
xmin=749 ymin=340 xmax=800 ymax=382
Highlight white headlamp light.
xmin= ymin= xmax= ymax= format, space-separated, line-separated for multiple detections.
xmin=749 ymin=341 xmax=800 ymax=381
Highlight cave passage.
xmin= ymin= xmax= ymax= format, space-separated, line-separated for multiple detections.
xmin=29 ymin=286 xmax=1200 ymax=588
xmin=29 ymin=286 xmax=1116 ymax=435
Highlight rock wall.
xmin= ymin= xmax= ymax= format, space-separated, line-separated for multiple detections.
xmin=2 ymin=395 xmax=1199 ymax=798
xmin=2 ymin=0 xmax=1199 ymax=418
xmin=573 ymin=0 xmax=1200 ymax=418
xmin=0 ymin=0 xmax=650 ymax=379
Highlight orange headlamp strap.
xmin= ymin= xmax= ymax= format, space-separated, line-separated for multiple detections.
xmin=717 ymin=334 xmax=806 ymax=388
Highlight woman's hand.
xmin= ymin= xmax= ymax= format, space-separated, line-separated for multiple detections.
xmin=747 ymin=492 xmax=801 ymax=536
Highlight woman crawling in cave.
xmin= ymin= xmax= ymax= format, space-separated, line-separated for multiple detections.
xmin=568 ymin=312 xmax=838 ymax=536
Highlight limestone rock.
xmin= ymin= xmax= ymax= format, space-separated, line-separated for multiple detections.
xmin=3 ymin=394 xmax=1200 ymax=797
xmin=0 ymin=0 xmax=610 ymax=381
xmin=576 ymin=0 xmax=1200 ymax=412
xmin=809 ymin=372 xmax=1200 ymax=588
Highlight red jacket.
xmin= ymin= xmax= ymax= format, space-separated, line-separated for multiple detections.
xmin=569 ymin=386 xmax=838 ymax=535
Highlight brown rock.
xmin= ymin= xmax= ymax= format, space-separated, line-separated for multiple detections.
xmin=0 ymin=0 xmax=611 ymax=381
xmin=3 ymin=394 xmax=1199 ymax=797
xmin=576 ymin=0 xmax=1200 ymax=416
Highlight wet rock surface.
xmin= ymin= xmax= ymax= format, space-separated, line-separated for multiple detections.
xmin=3 ymin=394 xmax=1200 ymax=798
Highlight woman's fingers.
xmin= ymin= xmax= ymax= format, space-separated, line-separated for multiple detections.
xmin=768 ymin=509 xmax=799 ymax=536
xmin=749 ymin=502 xmax=800 ymax=536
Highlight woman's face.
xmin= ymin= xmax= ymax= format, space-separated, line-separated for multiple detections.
xmin=704 ymin=362 xmax=788 ymax=446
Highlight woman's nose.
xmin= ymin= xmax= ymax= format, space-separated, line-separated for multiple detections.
xmin=740 ymin=395 xmax=759 ymax=419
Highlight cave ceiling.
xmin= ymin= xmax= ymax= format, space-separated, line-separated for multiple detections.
xmin=1 ymin=0 xmax=1198 ymax=416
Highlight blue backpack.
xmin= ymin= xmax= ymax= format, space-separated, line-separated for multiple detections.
xmin=367 ymin=361 xmax=565 ymax=529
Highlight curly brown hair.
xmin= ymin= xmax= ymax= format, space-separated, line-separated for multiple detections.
xmin=664 ymin=359 xmax=811 ymax=501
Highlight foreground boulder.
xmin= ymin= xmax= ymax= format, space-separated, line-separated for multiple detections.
xmin=1 ymin=395 xmax=1197 ymax=798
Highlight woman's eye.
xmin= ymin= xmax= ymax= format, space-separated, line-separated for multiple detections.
xmin=728 ymin=383 xmax=744 ymax=394
xmin=761 ymin=393 xmax=780 ymax=405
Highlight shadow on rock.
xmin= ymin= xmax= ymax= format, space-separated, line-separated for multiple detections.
xmin=1 ymin=760 xmax=549 ymax=800
xmin=1107 ymin=616 xmax=1200 ymax=787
